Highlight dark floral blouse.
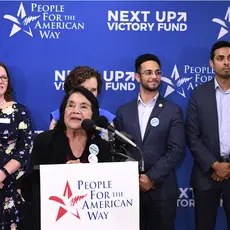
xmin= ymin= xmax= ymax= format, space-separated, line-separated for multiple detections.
xmin=0 ymin=102 xmax=33 ymax=230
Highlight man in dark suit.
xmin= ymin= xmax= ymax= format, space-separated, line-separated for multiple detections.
xmin=185 ymin=40 xmax=230 ymax=230
xmin=114 ymin=54 xmax=185 ymax=230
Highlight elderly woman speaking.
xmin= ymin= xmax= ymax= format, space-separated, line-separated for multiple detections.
xmin=21 ymin=86 xmax=112 ymax=230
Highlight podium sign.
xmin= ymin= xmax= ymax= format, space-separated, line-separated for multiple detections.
xmin=40 ymin=162 xmax=139 ymax=230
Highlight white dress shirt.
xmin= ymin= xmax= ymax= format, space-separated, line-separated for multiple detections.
xmin=137 ymin=92 xmax=159 ymax=140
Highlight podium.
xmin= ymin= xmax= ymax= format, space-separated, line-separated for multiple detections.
xmin=40 ymin=162 xmax=139 ymax=230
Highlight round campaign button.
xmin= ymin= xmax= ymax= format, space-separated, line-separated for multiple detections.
xmin=88 ymin=154 xmax=98 ymax=163
xmin=89 ymin=144 xmax=99 ymax=155
xmin=150 ymin=117 xmax=160 ymax=127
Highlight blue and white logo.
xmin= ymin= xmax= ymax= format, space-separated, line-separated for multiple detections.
xmin=212 ymin=7 xmax=230 ymax=40
xmin=161 ymin=64 xmax=214 ymax=98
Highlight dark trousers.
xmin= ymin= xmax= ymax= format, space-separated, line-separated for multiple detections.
xmin=193 ymin=179 xmax=230 ymax=230
xmin=140 ymin=192 xmax=177 ymax=230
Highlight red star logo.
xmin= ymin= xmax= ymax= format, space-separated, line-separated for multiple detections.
xmin=49 ymin=181 xmax=87 ymax=221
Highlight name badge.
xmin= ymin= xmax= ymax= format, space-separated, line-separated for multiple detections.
xmin=150 ymin=117 xmax=159 ymax=127
xmin=88 ymin=154 xmax=98 ymax=163
xmin=0 ymin=118 xmax=10 ymax=124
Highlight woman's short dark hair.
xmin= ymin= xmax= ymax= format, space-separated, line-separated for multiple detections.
xmin=64 ymin=66 xmax=103 ymax=95
xmin=55 ymin=86 xmax=99 ymax=132
xmin=0 ymin=62 xmax=13 ymax=101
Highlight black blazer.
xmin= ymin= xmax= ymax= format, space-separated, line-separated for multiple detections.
xmin=114 ymin=95 xmax=185 ymax=200
xmin=185 ymin=79 xmax=222 ymax=190
xmin=29 ymin=129 xmax=111 ymax=168
xmin=21 ymin=129 xmax=111 ymax=230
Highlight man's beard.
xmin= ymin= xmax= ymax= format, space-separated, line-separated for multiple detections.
xmin=140 ymin=80 xmax=160 ymax=92
xmin=216 ymin=70 xmax=230 ymax=79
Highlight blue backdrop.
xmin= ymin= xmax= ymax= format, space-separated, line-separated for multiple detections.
xmin=0 ymin=1 xmax=230 ymax=229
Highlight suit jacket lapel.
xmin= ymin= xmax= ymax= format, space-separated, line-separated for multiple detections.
xmin=208 ymin=79 xmax=220 ymax=155
xmin=142 ymin=95 xmax=164 ymax=143
xmin=130 ymin=100 xmax=142 ymax=146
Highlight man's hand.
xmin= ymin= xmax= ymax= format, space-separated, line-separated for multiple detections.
xmin=212 ymin=162 xmax=230 ymax=178
xmin=139 ymin=174 xmax=154 ymax=192
xmin=211 ymin=171 xmax=226 ymax=182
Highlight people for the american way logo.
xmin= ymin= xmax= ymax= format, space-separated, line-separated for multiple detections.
xmin=161 ymin=65 xmax=193 ymax=98
xmin=212 ymin=7 xmax=230 ymax=40
xmin=49 ymin=181 xmax=87 ymax=221
xmin=3 ymin=2 xmax=39 ymax=37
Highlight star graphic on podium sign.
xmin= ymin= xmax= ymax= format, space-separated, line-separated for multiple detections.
xmin=49 ymin=181 xmax=87 ymax=221
xmin=3 ymin=2 xmax=40 ymax=37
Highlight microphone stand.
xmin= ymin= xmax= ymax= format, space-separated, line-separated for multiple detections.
xmin=105 ymin=125 xmax=145 ymax=173
xmin=109 ymin=137 xmax=118 ymax=162
xmin=108 ymin=136 xmax=145 ymax=175
xmin=138 ymin=148 xmax=145 ymax=174
xmin=109 ymin=136 xmax=135 ymax=162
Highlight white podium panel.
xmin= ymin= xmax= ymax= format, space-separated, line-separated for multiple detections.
xmin=40 ymin=162 xmax=139 ymax=230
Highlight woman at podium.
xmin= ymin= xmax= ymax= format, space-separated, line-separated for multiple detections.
xmin=20 ymin=86 xmax=112 ymax=230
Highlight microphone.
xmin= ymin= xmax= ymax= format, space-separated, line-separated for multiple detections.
xmin=114 ymin=131 xmax=135 ymax=146
xmin=95 ymin=116 xmax=145 ymax=173
xmin=81 ymin=118 xmax=135 ymax=162
xmin=95 ymin=116 xmax=139 ymax=150
xmin=81 ymin=119 xmax=103 ymax=133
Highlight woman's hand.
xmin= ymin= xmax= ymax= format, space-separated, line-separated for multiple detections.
xmin=0 ymin=170 xmax=6 ymax=189
xmin=0 ymin=182 xmax=4 ymax=189
xmin=0 ymin=169 xmax=7 ymax=182
xmin=66 ymin=159 xmax=81 ymax=164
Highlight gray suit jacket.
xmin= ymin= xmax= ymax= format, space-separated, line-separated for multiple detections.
xmin=185 ymin=79 xmax=222 ymax=190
